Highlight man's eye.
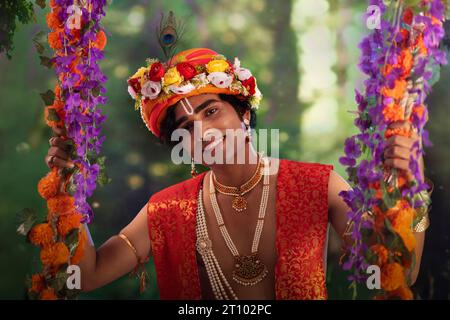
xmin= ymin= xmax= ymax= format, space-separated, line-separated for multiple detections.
xmin=206 ymin=107 xmax=217 ymax=116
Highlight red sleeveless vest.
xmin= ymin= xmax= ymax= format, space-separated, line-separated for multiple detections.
xmin=147 ymin=159 xmax=333 ymax=299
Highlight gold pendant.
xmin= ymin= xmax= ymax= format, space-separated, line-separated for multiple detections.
xmin=232 ymin=195 xmax=247 ymax=212
xmin=232 ymin=253 xmax=268 ymax=286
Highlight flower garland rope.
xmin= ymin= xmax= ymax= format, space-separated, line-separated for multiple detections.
xmin=17 ymin=0 xmax=108 ymax=300
xmin=339 ymin=0 xmax=448 ymax=299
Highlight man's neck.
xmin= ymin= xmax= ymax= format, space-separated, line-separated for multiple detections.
xmin=209 ymin=143 xmax=260 ymax=187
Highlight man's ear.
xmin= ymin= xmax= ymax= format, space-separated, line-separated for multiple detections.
xmin=242 ymin=110 xmax=250 ymax=123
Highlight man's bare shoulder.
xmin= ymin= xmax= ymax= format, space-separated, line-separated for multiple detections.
xmin=148 ymin=171 xmax=208 ymax=204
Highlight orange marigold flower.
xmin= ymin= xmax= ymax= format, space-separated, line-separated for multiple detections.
xmin=370 ymin=244 xmax=389 ymax=266
xmin=390 ymin=285 xmax=414 ymax=300
xmin=397 ymin=227 xmax=417 ymax=252
xmin=40 ymin=242 xmax=70 ymax=267
xmin=71 ymin=228 xmax=87 ymax=265
xmin=382 ymin=102 xmax=405 ymax=122
xmin=53 ymin=99 xmax=65 ymax=111
xmin=397 ymin=173 xmax=408 ymax=189
xmin=413 ymin=104 xmax=426 ymax=121
xmin=37 ymin=168 xmax=61 ymax=200
xmin=388 ymin=200 xmax=414 ymax=230
xmin=416 ymin=35 xmax=428 ymax=56
xmin=29 ymin=223 xmax=54 ymax=247
xmin=54 ymin=85 xmax=61 ymax=99
xmin=46 ymin=12 xmax=62 ymax=30
xmin=40 ymin=287 xmax=58 ymax=300
xmin=57 ymin=212 xmax=83 ymax=237
xmin=381 ymin=79 xmax=407 ymax=100
xmin=399 ymin=49 xmax=413 ymax=76
xmin=48 ymin=29 xmax=64 ymax=51
xmin=47 ymin=194 xmax=75 ymax=216
xmin=386 ymin=200 xmax=417 ymax=251
xmin=93 ymin=30 xmax=107 ymax=50
xmin=385 ymin=127 xmax=411 ymax=139
xmin=44 ymin=106 xmax=65 ymax=128
xmin=29 ymin=274 xmax=46 ymax=293
xmin=381 ymin=262 xmax=405 ymax=291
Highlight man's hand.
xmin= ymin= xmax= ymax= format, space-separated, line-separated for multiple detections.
xmin=383 ymin=121 xmax=424 ymax=181
xmin=44 ymin=126 xmax=75 ymax=169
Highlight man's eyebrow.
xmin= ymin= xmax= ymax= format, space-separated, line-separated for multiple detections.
xmin=174 ymin=99 xmax=220 ymax=128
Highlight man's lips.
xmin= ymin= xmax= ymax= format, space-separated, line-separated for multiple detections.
xmin=203 ymin=134 xmax=226 ymax=151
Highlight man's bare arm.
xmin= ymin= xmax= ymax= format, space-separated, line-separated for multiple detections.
xmin=77 ymin=203 xmax=152 ymax=292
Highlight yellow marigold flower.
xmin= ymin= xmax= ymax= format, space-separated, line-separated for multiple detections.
xmin=40 ymin=287 xmax=58 ymax=300
xmin=29 ymin=223 xmax=54 ymax=247
xmin=206 ymin=59 xmax=229 ymax=73
xmin=132 ymin=67 xmax=147 ymax=80
xmin=163 ymin=67 xmax=182 ymax=87
xmin=381 ymin=262 xmax=405 ymax=291
xmin=40 ymin=242 xmax=70 ymax=267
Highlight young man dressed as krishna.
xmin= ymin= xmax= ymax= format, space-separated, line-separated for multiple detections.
xmin=45 ymin=43 xmax=430 ymax=299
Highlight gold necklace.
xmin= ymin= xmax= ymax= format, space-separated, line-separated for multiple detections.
xmin=209 ymin=157 xmax=270 ymax=287
xmin=212 ymin=156 xmax=263 ymax=212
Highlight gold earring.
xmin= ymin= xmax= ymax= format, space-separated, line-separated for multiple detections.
xmin=191 ymin=157 xmax=198 ymax=178
xmin=244 ymin=119 xmax=251 ymax=141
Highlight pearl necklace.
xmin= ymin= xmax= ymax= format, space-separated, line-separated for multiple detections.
xmin=196 ymin=157 xmax=270 ymax=299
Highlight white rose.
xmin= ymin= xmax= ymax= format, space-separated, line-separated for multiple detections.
xmin=207 ymin=72 xmax=233 ymax=89
xmin=235 ymin=67 xmax=252 ymax=81
xmin=127 ymin=85 xmax=137 ymax=99
xmin=168 ymin=83 xmax=196 ymax=95
xmin=141 ymin=81 xmax=161 ymax=99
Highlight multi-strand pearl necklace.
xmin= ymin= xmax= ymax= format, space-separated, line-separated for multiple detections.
xmin=196 ymin=157 xmax=270 ymax=299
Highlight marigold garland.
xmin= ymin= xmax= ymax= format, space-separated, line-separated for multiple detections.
xmin=340 ymin=0 xmax=448 ymax=300
xmin=17 ymin=0 xmax=108 ymax=300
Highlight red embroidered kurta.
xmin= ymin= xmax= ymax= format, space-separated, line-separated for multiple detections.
xmin=147 ymin=159 xmax=333 ymax=299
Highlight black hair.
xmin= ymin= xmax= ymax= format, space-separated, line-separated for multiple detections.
xmin=158 ymin=94 xmax=257 ymax=146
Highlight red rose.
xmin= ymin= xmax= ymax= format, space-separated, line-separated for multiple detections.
xmin=403 ymin=8 xmax=413 ymax=25
xmin=241 ymin=76 xmax=256 ymax=96
xmin=176 ymin=62 xmax=197 ymax=80
xmin=128 ymin=77 xmax=141 ymax=93
xmin=148 ymin=62 xmax=165 ymax=82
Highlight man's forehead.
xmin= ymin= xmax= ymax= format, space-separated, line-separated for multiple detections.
xmin=174 ymin=94 xmax=220 ymax=117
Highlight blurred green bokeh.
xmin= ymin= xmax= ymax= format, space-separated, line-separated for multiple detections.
xmin=0 ymin=0 xmax=449 ymax=299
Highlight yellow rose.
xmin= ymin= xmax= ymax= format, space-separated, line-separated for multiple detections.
xmin=131 ymin=67 xmax=147 ymax=80
xmin=206 ymin=59 xmax=229 ymax=73
xmin=163 ymin=67 xmax=182 ymax=87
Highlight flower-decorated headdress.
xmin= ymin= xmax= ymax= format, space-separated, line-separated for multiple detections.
xmin=126 ymin=13 xmax=261 ymax=137
xmin=127 ymin=48 xmax=262 ymax=137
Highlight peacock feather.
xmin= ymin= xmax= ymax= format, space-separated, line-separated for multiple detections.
xmin=156 ymin=11 xmax=186 ymax=63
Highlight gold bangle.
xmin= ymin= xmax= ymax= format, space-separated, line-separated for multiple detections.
xmin=118 ymin=233 xmax=142 ymax=263
xmin=413 ymin=214 xmax=430 ymax=233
